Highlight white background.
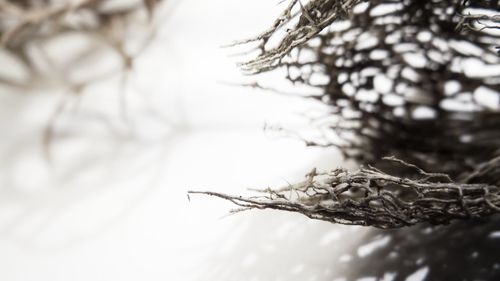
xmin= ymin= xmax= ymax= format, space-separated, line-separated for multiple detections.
xmin=0 ymin=1 xmax=389 ymax=280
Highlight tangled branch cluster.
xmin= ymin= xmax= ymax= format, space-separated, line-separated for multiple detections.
xmin=195 ymin=0 xmax=500 ymax=228
xmin=246 ymin=0 xmax=500 ymax=177
xmin=0 ymin=0 xmax=160 ymax=89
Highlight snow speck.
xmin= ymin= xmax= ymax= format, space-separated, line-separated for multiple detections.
xmin=357 ymin=236 xmax=391 ymax=258
xmin=405 ymin=266 xmax=429 ymax=281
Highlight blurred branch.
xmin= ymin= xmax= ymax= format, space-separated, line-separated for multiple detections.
xmin=0 ymin=0 xmax=163 ymax=89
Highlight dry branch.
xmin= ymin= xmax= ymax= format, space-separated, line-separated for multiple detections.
xmin=190 ymin=157 xmax=500 ymax=229
xmin=234 ymin=0 xmax=362 ymax=74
